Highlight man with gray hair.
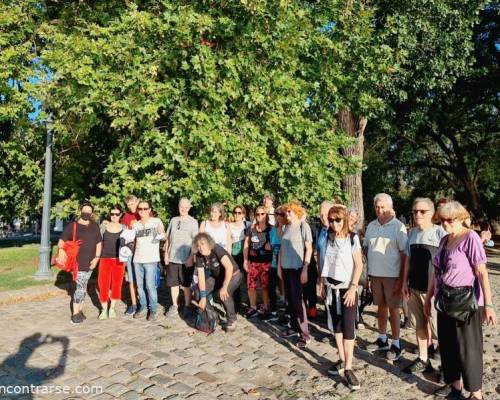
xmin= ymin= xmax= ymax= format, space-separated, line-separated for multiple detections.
xmin=163 ymin=198 xmax=199 ymax=319
xmin=401 ymin=198 xmax=446 ymax=373
xmin=364 ymin=193 xmax=407 ymax=360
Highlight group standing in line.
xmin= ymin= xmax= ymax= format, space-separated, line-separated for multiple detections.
xmin=56 ymin=193 xmax=497 ymax=399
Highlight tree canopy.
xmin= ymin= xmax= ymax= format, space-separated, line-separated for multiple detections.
xmin=0 ymin=0 xmax=497 ymax=224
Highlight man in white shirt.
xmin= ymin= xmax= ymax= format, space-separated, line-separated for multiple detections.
xmin=364 ymin=193 xmax=407 ymax=360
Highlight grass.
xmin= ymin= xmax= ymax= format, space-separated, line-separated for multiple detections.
xmin=0 ymin=243 xmax=62 ymax=292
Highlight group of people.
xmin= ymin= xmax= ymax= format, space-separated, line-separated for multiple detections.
xmin=56 ymin=193 xmax=496 ymax=399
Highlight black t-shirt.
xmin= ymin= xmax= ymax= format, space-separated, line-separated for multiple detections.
xmin=195 ymin=245 xmax=239 ymax=281
xmin=247 ymin=226 xmax=272 ymax=263
xmin=101 ymin=230 xmax=122 ymax=259
xmin=60 ymin=221 xmax=102 ymax=271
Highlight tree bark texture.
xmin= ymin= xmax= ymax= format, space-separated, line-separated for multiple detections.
xmin=338 ymin=108 xmax=367 ymax=230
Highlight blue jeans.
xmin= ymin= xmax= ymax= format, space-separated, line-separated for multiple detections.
xmin=134 ymin=262 xmax=158 ymax=313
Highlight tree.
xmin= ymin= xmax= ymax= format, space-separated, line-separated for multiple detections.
xmin=364 ymin=0 xmax=496 ymax=222
xmin=27 ymin=0 xmax=392 ymax=220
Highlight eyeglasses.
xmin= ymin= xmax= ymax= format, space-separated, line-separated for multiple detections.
xmin=110 ymin=212 xmax=121 ymax=217
xmin=328 ymin=218 xmax=343 ymax=224
xmin=256 ymin=213 xmax=266 ymax=216
xmin=441 ymin=218 xmax=456 ymax=224
xmin=233 ymin=211 xmax=243 ymax=215
xmin=138 ymin=207 xmax=150 ymax=211
xmin=275 ymin=212 xmax=285 ymax=217
xmin=413 ymin=209 xmax=430 ymax=215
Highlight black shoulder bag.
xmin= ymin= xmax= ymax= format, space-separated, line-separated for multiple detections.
xmin=434 ymin=236 xmax=478 ymax=322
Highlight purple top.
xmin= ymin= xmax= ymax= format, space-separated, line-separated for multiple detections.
xmin=432 ymin=230 xmax=487 ymax=306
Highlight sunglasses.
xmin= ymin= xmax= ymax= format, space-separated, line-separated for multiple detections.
xmin=177 ymin=220 xmax=181 ymax=230
xmin=413 ymin=209 xmax=430 ymax=215
xmin=328 ymin=217 xmax=343 ymax=224
xmin=275 ymin=212 xmax=285 ymax=217
xmin=441 ymin=218 xmax=456 ymax=224
xmin=256 ymin=213 xmax=267 ymax=216
xmin=138 ymin=207 xmax=150 ymax=211
xmin=110 ymin=212 xmax=121 ymax=217
xmin=233 ymin=211 xmax=243 ymax=215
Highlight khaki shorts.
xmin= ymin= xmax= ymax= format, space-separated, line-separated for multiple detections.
xmin=408 ymin=288 xmax=437 ymax=340
xmin=370 ymin=276 xmax=402 ymax=308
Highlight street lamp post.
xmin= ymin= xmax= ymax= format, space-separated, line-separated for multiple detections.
xmin=34 ymin=114 xmax=54 ymax=280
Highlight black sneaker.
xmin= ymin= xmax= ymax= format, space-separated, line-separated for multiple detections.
xmin=387 ymin=344 xmax=402 ymax=361
xmin=344 ymin=369 xmax=360 ymax=390
xmin=434 ymin=385 xmax=464 ymax=399
xmin=258 ymin=310 xmax=272 ymax=321
xmin=80 ymin=312 xmax=87 ymax=320
xmin=70 ymin=313 xmax=84 ymax=324
xmin=147 ymin=311 xmax=158 ymax=321
xmin=403 ymin=357 xmax=432 ymax=374
xmin=327 ymin=360 xmax=345 ymax=376
xmin=245 ymin=308 xmax=259 ymax=319
xmin=366 ymin=337 xmax=390 ymax=351
xmin=428 ymin=345 xmax=441 ymax=362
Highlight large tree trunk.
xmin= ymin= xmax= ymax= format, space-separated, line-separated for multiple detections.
xmin=338 ymin=108 xmax=367 ymax=230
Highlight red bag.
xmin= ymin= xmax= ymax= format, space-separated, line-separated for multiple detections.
xmin=52 ymin=222 xmax=82 ymax=281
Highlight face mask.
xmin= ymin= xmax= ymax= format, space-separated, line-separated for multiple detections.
xmin=81 ymin=212 xmax=92 ymax=221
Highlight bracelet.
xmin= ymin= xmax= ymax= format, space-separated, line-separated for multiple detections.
xmin=350 ymin=283 xmax=358 ymax=288
xmin=485 ymin=304 xmax=495 ymax=310
xmin=199 ymin=291 xmax=208 ymax=298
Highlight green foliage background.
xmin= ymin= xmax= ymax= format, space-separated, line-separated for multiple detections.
xmin=0 ymin=0 xmax=497 ymax=223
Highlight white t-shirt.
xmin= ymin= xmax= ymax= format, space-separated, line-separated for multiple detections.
xmin=321 ymin=235 xmax=361 ymax=288
xmin=132 ymin=217 xmax=164 ymax=264
xmin=364 ymin=217 xmax=408 ymax=278
xmin=204 ymin=221 xmax=228 ymax=250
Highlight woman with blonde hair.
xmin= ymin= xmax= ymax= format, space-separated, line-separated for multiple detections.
xmin=425 ymin=201 xmax=496 ymax=400
xmin=200 ymin=202 xmax=232 ymax=252
xmin=278 ymin=201 xmax=313 ymax=348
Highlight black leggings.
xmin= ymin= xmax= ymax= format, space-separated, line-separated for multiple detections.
xmin=437 ymin=308 xmax=483 ymax=392
xmin=326 ymin=287 xmax=357 ymax=340
xmin=205 ymin=272 xmax=243 ymax=325
xmin=268 ymin=267 xmax=279 ymax=312
xmin=302 ymin=258 xmax=317 ymax=309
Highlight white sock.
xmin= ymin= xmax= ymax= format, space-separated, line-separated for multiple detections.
xmin=420 ymin=356 xmax=428 ymax=362
xmin=379 ymin=333 xmax=388 ymax=342
xmin=392 ymin=339 xmax=400 ymax=348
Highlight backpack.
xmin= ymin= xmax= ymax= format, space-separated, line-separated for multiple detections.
xmin=348 ymin=232 xmax=368 ymax=287
xmin=194 ymin=306 xmax=218 ymax=335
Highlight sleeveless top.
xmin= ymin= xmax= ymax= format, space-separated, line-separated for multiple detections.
xmin=101 ymin=229 xmax=123 ymax=259
xmin=205 ymin=221 xmax=228 ymax=249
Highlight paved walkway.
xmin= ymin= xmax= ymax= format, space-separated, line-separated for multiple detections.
xmin=1 ymin=254 xmax=499 ymax=400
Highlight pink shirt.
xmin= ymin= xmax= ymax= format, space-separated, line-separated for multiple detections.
xmin=433 ymin=230 xmax=487 ymax=306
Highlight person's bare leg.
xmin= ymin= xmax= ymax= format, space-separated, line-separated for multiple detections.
xmin=248 ymin=288 xmax=257 ymax=309
xmin=129 ymin=282 xmax=137 ymax=306
xmin=344 ymin=339 xmax=355 ymax=370
xmin=171 ymin=286 xmax=180 ymax=307
xmin=377 ymin=304 xmax=388 ymax=334
xmin=262 ymin=288 xmax=270 ymax=310
xmin=389 ymin=307 xmax=400 ymax=340
xmin=335 ymin=333 xmax=346 ymax=362
xmin=182 ymin=286 xmax=192 ymax=306
xmin=416 ymin=328 xmax=428 ymax=360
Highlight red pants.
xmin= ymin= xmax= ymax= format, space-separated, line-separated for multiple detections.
xmin=98 ymin=258 xmax=125 ymax=303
